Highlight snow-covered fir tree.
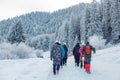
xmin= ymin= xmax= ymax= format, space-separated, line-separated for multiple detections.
xmin=7 ymin=21 xmax=25 ymax=44
xmin=110 ymin=0 xmax=120 ymax=43
xmin=84 ymin=4 xmax=91 ymax=43
xmin=102 ymin=0 xmax=111 ymax=43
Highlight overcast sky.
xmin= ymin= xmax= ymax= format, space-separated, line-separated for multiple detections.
xmin=0 ymin=0 xmax=93 ymax=21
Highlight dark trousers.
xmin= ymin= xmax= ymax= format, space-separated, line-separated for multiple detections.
xmin=80 ymin=59 xmax=85 ymax=68
xmin=60 ymin=59 xmax=63 ymax=67
xmin=85 ymin=56 xmax=91 ymax=64
xmin=80 ymin=56 xmax=85 ymax=68
xmin=63 ymin=58 xmax=67 ymax=65
xmin=80 ymin=59 xmax=83 ymax=68
xmin=74 ymin=55 xmax=80 ymax=66
xmin=53 ymin=64 xmax=60 ymax=74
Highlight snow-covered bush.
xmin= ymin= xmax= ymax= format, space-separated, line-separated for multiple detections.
xmin=89 ymin=35 xmax=109 ymax=50
xmin=27 ymin=34 xmax=54 ymax=51
xmin=0 ymin=43 xmax=18 ymax=59
xmin=32 ymin=50 xmax=44 ymax=58
xmin=0 ymin=42 xmax=38 ymax=60
xmin=13 ymin=43 xmax=36 ymax=59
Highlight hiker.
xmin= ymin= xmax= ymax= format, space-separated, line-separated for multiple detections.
xmin=62 ymin=43 xmax=68 ymax=65
xmin=79 ymin=44 xmax=85 ymax=68
xmin=60 ymin=44 xmax=65 ymax=67
xmin=50 ymin=41 xmax=62 ymax=75
xmin=84 ymin=42 xmax=96 ymax=73
xmin=73 ymin=43 xmax=80 ymax=67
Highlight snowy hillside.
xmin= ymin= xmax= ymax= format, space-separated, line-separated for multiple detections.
xmin=0 ymin=44 xmax=120 ymax=80
xmin=1 ymin=0 xmax=120 ymax=51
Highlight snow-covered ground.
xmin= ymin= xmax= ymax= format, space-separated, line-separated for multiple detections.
xmin=0 ymin=45 xmax=120 ymax=80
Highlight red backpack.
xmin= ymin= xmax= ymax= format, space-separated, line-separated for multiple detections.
xmin=85 ymin=45 xmax=91 ymax=55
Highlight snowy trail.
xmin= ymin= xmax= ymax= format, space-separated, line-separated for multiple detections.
xmin=47 ymin=46 xmax=120 ymax=80
xmin=0 ymin=45 xmax=120 ymax=80
xmin=48 ymin=57 xmax=80 ymax=80
xmin=47 ymin=57 xmax=99 ymax=80
xmin=47 ymin=57 xmax=82 ymax=80
xmin=48 ymin=56 xmax=120 ymax=80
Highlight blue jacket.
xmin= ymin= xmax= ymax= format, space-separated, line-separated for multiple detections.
xmin=63 ymin=45 xmax=68 ymax=58
xmin=60 ymin=45 xmax=65 ymax=58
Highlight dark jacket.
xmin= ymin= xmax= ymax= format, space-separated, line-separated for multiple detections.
xmin=73 ymin=43 xmax=80 ymax=57
xmin=50 ymin=43 xmax=62 ymax=65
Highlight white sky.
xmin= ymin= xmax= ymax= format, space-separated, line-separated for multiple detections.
xmin=0 ymin=0 xmax=93 ymax=21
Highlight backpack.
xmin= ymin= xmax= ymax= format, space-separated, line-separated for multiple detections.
xmin=85 ymin=45 xmax=91 ymax=55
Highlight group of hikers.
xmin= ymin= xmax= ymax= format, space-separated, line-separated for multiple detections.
xmin=50 ymin=41 xmax=96 ymax=75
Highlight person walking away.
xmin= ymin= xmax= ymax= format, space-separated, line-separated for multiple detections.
xmin=63 ymin=43 xmax=68 ymax=65
xmin=73 ymin=43 xmax=80 ymax=67
xmin=60 ymin=44 xmax=65 ymax=67
xmin=50 ymin=42 xmax=62 ymax=75
xmin=79 ymin=44 xmax=85 ymax=68
xmin=84 ymin=42 xmax=96 ymax=74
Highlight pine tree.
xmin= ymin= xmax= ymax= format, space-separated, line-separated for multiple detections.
xmin=8 ymin=21 xmax=25 ymax=44
xmin=64 ymin=22 xmax=69 ymax=47
xmin=71 ymin=16 xmax=81 ymax=43
xmin=102 ymin=0 xmax=111 ymax=43
xmin=42 ymin=36 xmax=50 ymax=51
xmin=90 ymin=0 xmax=103 ymax=36
xmin=110 ymin=0 xmax=120 ymax=43
xmin=85 ymin=5 xmax=91 ymax=43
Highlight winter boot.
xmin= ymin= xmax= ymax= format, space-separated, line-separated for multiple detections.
xmin=85 ymin=64 xmax=90 ymax=73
